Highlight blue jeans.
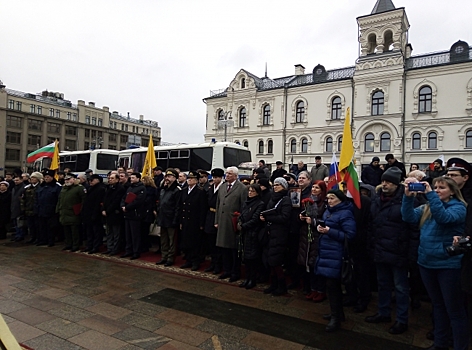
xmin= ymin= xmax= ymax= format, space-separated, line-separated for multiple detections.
xmin=375 ymin=263 xmax=409 ymax=324
xmin=419 ymin=266 xmax=468 ymax=350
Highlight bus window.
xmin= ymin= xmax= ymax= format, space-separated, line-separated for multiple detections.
xmin=76 ymin=154 xmax=91 ymax=172
xmin=96 ymin=153 xmax=118 ymax=170
xmin=190 ymin=147 xmax=213 ymax=171
xmin=224 ymin=148 xmax=251 ymax=168
xmin=118 ymin=157 xmax=129 ymax=169
xmin=131 ymin=151 xmax=146 ymax=172
xmin=168 ymin=149 xmax=190 ymax=171
xmin=156 ymin=151 xmax=169 ymax=170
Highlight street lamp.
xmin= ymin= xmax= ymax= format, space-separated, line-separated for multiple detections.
xmin=217 ymin=111 xmax=233 ymax=142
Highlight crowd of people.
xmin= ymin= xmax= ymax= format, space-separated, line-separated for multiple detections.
xmin=0 ymin=155 xmax=471 ymax=348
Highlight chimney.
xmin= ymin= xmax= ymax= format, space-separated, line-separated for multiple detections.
xmin=88 ymin=102 xmax=95 ymax=107
xmin=405 ymin=44 xmax=413 ymax=59
xmin=294 ymin=64 xmax=305 ymax=76
xmin=42 ymin=90 xmax=48 ymax=97
xmin=139 ymin=115 xmax=143 ymax=121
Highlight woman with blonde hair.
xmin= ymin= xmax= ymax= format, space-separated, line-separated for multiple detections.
xmin=402 ymin=177 xmax=469 ymax=350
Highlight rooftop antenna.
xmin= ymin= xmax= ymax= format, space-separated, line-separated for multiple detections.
xmin=264 ymin=62 xmax=267 ymax=78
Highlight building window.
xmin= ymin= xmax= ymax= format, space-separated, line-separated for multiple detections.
xmin=67 ymin=112 xmax=71 ymax=120
xmin=92 ymin=130 xmax=97 ymax=138
xmin=364 ymin=133 xmax=374 ymax=152
xmin=47 ymin=137 xmax=59 ymax=144
xmin=268 ymin=140 xmax=273 ymax=154
xmin=125 ymin=124 xmax=128 ymax=131
xmin=65 ymin=126 xmax=77 ymax=136
xmin=84 ymin=141 xmax=90 ymax=150
xmin=28 ymin=134 xmax=41 ymax=146
xmin=337 ymin=136 xmax=343 ymax=152
xmin=258 ymin=140 xmax=264 ymax=154
xmin=8 ymin=100 xmax=14 ymax=109
xmin=72 ymin=113 xmax=77 ymax=121
xmin=91 ymin=117 xmax=97 ymax=125
xmin=55 ymin=109 xmax=60 ymax=118
xmin=120 ymin=135 xmax=128 ymax=143
xmin=49 ymin=108 xmax=54 ymax=117
xmin=37 ymin=106 xmax=42 ymax=115
xmin=466 ymin=131 xmax=472 ymax=148
xmin=241 ymin=78 xmax=245 ymax=89
xmin=239 ymin=108 xmax=246 ymax=127
xmin=85 ymin=129 xmax=90 ymax=138
xmin=380 ymin=132 xmax=391 ymax=151
xmin=412 ymin=132 xmax=421 ymax=149
xmin=109 ymin=145 xmax=117 ymax=150
xmin=331 ymin=97 xmax=342 ymax=120
xmin=218 ymin=110 xmax=225 ymax=120
xmin=132 ymin=126 xmax=136 ymax=133
xmin=325 ymin=137 xmax=333 ymax=152
xmin=98 ymin=131 xmax=103 ymax=138
xmin=243 ymin=140 xmax=248 ymax=148
xmin=428 ymin=132 xmax=437 ymax=149
xmin=290 ymin=139 xmax=297 ymax=153
xmin=28 ymin=119 xmax=42 ymax=131
xmin=419 ymin=86 xmax=432 ymax=113
xmin=296 ymin=101 xmax=305 ymax=123
xmin=85 ymin=115 xmax=90 ymax=124
xmin=6 ymin=132 xmax=21 ymax=144
xmin=47 ymin=122 xmax=60 ymax=134
xmin=6 ymin=149 xmax=20 ymax=161
xmin=16 ymin=101 xmax=22 ymax=111
xmin=300 ymin=138 xmax=308 ymax=153
xmin=30 ymin=105 xmax=36 ymax=114
xmin=6 ymin=116 xmax=22 ymax=128
xmin=65 ymin=139 xmax=76 ymax=151
xmin=263 ymin=105 xmax=270 ymax=125
xmin=371 ymin=90 xmax=384 ymax=116
xmin=109 ymin=133 xmax=117 ymax=142
xmin=98 ymin=118 xmax=103 ymax=127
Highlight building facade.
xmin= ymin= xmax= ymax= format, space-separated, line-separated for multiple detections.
xmin=203 ymin=0 xmax=472 ymax=172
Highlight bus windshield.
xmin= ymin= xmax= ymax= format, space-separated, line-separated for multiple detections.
xmin=96 ymin=153 xmax=118 ymax=170
xmin=223 ymin=148 xmax=251 ymax=168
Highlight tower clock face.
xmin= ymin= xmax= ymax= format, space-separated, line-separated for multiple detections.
xmin=455 ymin=46 xmax=464 ymax=54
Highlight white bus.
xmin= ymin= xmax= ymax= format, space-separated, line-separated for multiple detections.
xmin=117 ymin=141 xmax=252 ymax=176
xmin=33 ymin=149 xmax=119 ymax=179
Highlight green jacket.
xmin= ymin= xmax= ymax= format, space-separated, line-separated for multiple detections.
xmin=56 ymin=184 xmax=86 ymax=225
xmin=21 ymin=183 xmax=40 ymax=216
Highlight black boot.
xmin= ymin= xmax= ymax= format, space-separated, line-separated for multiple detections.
xmin=263 ymin=276 xmax=278 ymax=294
xmin=272 ymin=278 xmax=287 ymax=296
xmin=239 ymin=280 xmax=249 ymax=288
xmin=326 ymin=292 xmax=343 ymax=332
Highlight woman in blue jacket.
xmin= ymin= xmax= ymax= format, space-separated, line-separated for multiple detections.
xmin=402 ymin=177 xmax=468 ymax=350
xmin=315 ymin=189 xmax=356 ymax=332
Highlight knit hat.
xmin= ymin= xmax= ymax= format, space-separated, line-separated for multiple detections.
xmin=273 ymin=177 xmax=288 ymax=189
xmin=327 ymin=189 xmax=348 ymax=202
xmin=381 ymin=166 xmax=402 ymax=185
xmin=0 ymin=181 xmax=9 ymax=187
xmin=372 ymin=156 xmax=380 ymax=162
xmin=258 ymin=178 xmax=271 ymax=189
xmin=30 ymin=172 xmax=44 ymax=180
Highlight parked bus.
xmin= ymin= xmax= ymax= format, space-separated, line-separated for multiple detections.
xmin=117 ymin=141 xmax=252 ymax=176
xmin=32 ymin=149 xmax=119 ymax=179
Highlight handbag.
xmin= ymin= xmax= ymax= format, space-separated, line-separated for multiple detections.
xmin=341 ymin=234 xmax=354 ymax=285
xmin=149 ymin=220 xmax=161 ymax=237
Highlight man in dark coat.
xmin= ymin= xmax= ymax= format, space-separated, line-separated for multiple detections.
xmin=202 ymin=168 xmax=224 ymax=273
xmin=21 ymin=172 xmax=43 ymax=243
xmin=82 ymin=174 xmax=106 ymax=253
xmin=257 ymin=160 xmax=271 ymax=180
xmin=197 ymin=170 xmax=211 ymax=192
xmin=365 ymin=167 xmax=410 ymax=335
xmin=35 ymin=169 xmax=62 ymax=247
xmin=270 ymin=161 xmax=287 ymax=183
xmin=120 ymin=172 xmax=146 ymax=259
xmin=427 ymin=158 xmax=447 ymax=179
xmin=361 ymin=156 xmax=384 ymax=187
xmin=0 ymin=181 xmax=12 ymax=239
xmin=179 ymin=171 xmax=207 ymax=271
xmin=10 ymin=175 xmax=27 ymax=241
xmin=152 ymin=166 xmax=164 ymax=189
xmin=155 ymin=168 xmax=181 ymax=266
xmin=102 ymin=173 xmax=126 ymax=255
xmin=384 ymin=154 xmax=406 ymax=180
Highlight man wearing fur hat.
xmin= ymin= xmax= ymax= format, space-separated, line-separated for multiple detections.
xmin=21 ymin=172 xmax=43 ymax=244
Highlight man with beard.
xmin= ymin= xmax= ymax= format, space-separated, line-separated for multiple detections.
xmin=82 ymin=174 xmax=106 ymax=254
xmin=56 ymin=173 xmax=86 ymax=252
xmin=155 ymin=168 xmax=181 ymax=266
xmin=361 ymin=156 xmax=384 ymax=187
xmin=21 ymin=172 xmax=43 ymax=244
xmin=427 ymin=158 xmax=447 ymax=179
xmin=102 ymin=173 xmax=126 ymax=255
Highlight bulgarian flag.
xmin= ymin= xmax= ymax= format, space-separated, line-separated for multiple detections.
xmin=338 ymin=107 xmax=361 ymax=208
xmin=26 ymin=142 xmax=56 ymax=163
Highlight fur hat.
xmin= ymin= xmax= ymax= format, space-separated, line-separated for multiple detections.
xmin=273 ymin=177 xmax=288 ymax=189
xmin=89 ymin=174 xmax=103 ymax=182
xmin=42 ymin=169 xmax=56 ymax=178
xmin=211 ymin=168 xmax=225 ymax=178
xmin=381 ymin=166 xmax=402 ymax=186
xmin=327 ymin=189 xmax=348 ymax=202
xmin=30 ymin=172 xmax=44 ymax=180
xmin=0 ymin=181 xmax=9 ymax=187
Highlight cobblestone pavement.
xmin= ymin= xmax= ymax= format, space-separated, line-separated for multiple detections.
xmin=0 ymin=239 xmax=434 ymax=350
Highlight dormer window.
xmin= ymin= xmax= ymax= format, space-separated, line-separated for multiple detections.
xmin=241 ymin=78 xmax=246 ymax=89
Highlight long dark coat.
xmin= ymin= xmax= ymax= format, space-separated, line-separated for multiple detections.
xmin=56 ymin=184 xmax=86 ymax=226
xmin=203 ymin=183 xmax=219 ymax=234
xmin=35 ymin=180 xmax=62 ymax=217
xmin=460 ymin=185 xmax=472 ymax=293
xmin=11 ymin=183 xmax=26 ymax=219
xmin=102 ymin=183 xmax=126 ymax=224
xmin=0 ymin=190 xmax=12 ymax=225
xmin=263 ymin=190 xmax=292 ymax=267
xmin=143 ymin=185 xmax=157 ymax=223
xmin=240 ymin=196 xmax=265 ymax=261
xmin=157 ymin=181 xmax=181 ymax=228
xmin=180 ymin=186 xmax=207 ymax=250
xmin=120 ymin=182 xmax=146 ymax=221
xmin=82 ymin=183 xmax=106 ymax=224
xmin=297 ymin=200 xmax=320 ymax=269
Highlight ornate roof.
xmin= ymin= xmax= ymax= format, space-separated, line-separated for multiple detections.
xmin=371 ymin=0 xmax=396 ymax=14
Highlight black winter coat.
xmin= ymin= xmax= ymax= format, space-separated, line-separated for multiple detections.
xmin=143 ymin=185 xmax=158 ymax=223
xmin=120 ymin=182 xmax=146 ymax=221
xmin=349 ymin=195 xmax=372 ymax=261
xmin=460 ymin=185 xmax=472 ymax=293
xmin=0 ymin=191 xmax=11 ymax=224
xmin=361 ymin=163 xmax=383 ymax=187
xmin=102 ymin=183 xmax=126 ymax=224
xmin=240 ymin=197 xmax=265 ymax=261
xmin=203 ymin=184 xmax=219 ymax=234
xmin=180 ymin=186 xmax=207 ymax=250
xmin=35 ymin=180 xmax=62 ymax=217
xmin=82 ymin=183 xmax=106 ymax=223
xmin=11 ymin=183 xmax=26 ymax=219
xmin=263 ymin=190 xmax=292 ymax=267
xmin=370 ymin=186 xmax=412 ymax=268
xmin=157 ymin=181 xmax=181 ymax=228
xmin=270 ymin=168 xmax=287 ymax=183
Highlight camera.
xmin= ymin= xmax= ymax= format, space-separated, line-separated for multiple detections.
xmin=446 ymin=237 xmax=471 ymax=256
xmin=408 ymin=183 xmax=426 ymax=192
xmin=318 ymin=219 xmax=326 ymax=227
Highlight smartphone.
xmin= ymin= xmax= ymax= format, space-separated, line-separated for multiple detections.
xmin=408 ymin=183 xmax=425 ymax=192
xmin=300 ymin=209 xmax=307 ymax=217
xmin=318 ymin=219 xmax=326 ymax=227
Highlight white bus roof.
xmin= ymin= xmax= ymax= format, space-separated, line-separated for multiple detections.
xmin=121 ymin=142 xmax=249 ymax=153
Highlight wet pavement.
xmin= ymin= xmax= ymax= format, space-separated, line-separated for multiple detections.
xmin=0 ymin=239 xmax=435 ymax=350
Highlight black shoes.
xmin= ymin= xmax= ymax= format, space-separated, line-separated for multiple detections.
xmin=62 ymin=246 xmax=72 ymax=251
xmin=70 ymin=248 xmax=79 ymax=252
xmin=365 ymin=313 xmax=392 ymax=323
xmin=228 ymin=275 xmax=240 ymax=283
xmin=218 ymin=272 xmax=231 ymax=280
xmin=102 ymin=251 xmax=111 ymax=255
xmin=245 ymin=280 xmax=256 ymax=289
xmin=180 ymin=262 xmax=192 ymax=269
xmin=325 ymin=318 xmax=341 ymax=332
xmin=353 ymin=304 xmax=367 ymax=313
xmin=88 ymin=250 xmax=98 ymax=254
xmin=239 ymin=280 xmax=249 ymax=288
xmin=130 ymin=255 xmax=140 ymax=260
xmin=191 ymin=265 xmax=200 ymax=271
xmin=120 ymin=253 xmax=132 ymax=258
xmin=204 ymin=265 xmax=214 ymax=272
xmin=164 ymin=261 xmax=173 ymax=267
xmin=47 ymin=243 xmax=55 ymax=247
xmin=155 ymin=260 xmax=167 ymax=265
xmin=388 ymin=321 xmax=408 ymax=334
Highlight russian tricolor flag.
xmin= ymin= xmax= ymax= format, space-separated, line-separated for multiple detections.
xmin=327 ymin=152 xmax=340 ymax=190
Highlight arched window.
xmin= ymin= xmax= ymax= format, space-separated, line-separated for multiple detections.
xmin=263 ymin=105 xmax=270 ymax=125
xmin=239 ymin=107 xmax=246 ymax=127
xmin=428 ymin=132 xmax=437 ymax=149
xmin=218 ymin=110 xmax=225 ymax=120
xmin=296 ymin=101 xmax=304 ymax=123
xmin=419 ymin=86 xmax=432 ymax=113
xmin=364 ymin=133 xmax=374 ymax=152
xmin=243 ymin=140 xmax=248 ymax=148
xmin=267 ymin=140 xmax=273 ymax=154
xmin=241 ymin=78 xmax=245 ymax=89
xmin=258 ymin=140 xmax=264 ymax=154
xmin=290 ymin=139 xmax=297 ymax=153
xmin=234 ymin=140 xmax=240 ymax=145
xmin=331 ymin=97 xmax=341 ymax=120
xmin=325 ymin=137 xmax=333 ymax=152
xmin=380 ymin=132 xmax=391 ymax=151
xmin=412 ymin=132 xmax=421 ymax=149
xmin=337 ymin=136 xmax=343 ymax=152
xmin=384 ymin=30 xmax=393 ymax=51
xmin=368 ymin=33 xmax=377 ymax=54
xmin=301 ymin=138 xmax=308 ymax=153
xmin=371 ymin=90 xmax=384 ymax=116
xmin=466 ymin=131 xmax=472 ymax=148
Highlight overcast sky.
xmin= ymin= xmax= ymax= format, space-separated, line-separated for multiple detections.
xmin=2 ymin=0 xmax=471 ymax=144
